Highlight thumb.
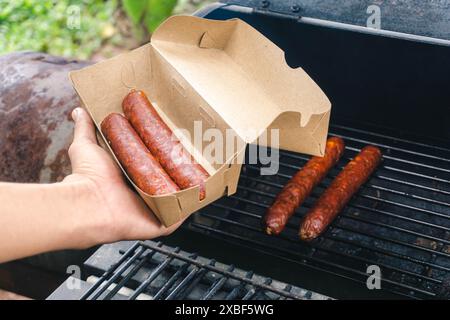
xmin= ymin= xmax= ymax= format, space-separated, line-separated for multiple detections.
xmin=71 ymin=107 xmax=97 ymax=145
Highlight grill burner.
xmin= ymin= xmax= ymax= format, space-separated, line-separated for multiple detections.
xmin=61 ymin=241 xmax=328 ymax=300
xmin=187 ymin=120 xmax=450 ymax=300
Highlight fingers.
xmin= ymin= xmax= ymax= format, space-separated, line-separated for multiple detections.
xmin=68 ymin=107 xmax=101 ymax=176
xmin=71 ymin=107 xmax=97 ymax=145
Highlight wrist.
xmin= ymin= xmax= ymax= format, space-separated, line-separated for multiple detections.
xmin=58 ymin=177 xmax=109 ymax=249
xmin=0 ymin=180 xmax=107 ymax=262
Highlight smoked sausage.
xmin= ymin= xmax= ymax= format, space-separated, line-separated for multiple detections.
xmin=263 ymin=137 xmax=345 ymax=235
xmin=101 ymin=113 xmax=180 ymax=195
xmin=299 ymin=145 xmax=382 ymax=241
xmin=122 ymin=90 xmax=209 ymax=200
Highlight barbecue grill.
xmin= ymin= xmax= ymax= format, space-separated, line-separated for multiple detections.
xmin=49 ymin=0 xmax=450 ymax=300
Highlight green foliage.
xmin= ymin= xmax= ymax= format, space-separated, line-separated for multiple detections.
xmin=122 ymin=0 xmax=146 ymax=24
xmin=0 ymin=0 xmax=118 ymax=59
xmin=122 ymin=0 xmax=178 ymax=33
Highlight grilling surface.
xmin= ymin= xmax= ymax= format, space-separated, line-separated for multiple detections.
xmin=188 ymin=120 xmax=450 ymax=299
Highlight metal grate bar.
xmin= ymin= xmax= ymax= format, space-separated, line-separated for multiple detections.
xmin=329 ymin=124 xmax=450 ymax=154
xmin=278 ymin=285 xmax=293 ymax=301
xmin=152 ymin=259 xmax=193 ymax=300
xmin=175 ymin=261 xmax=215 ymax=300
xmin=380 ymin=166 xmax=449 ymax=185
xmin=165 ymin=267 xmax=200 ymax=300
xmin=252 ymin=278 xmax=273 ymax=300
xmin=224 ymin=271 xmax=253 ymax=300
xmin=80 ymin=242 xmax=145 ymax=300
xmin=201 ymin=265 xmax=234 ymax=300
xmin=373 ymin=174 xmax=450 ymax=197
xmin=343 ymin=146 xmax=450 ymax=174
xmin=128 ymin=248 xmax=181 ymax=300
xmin=88 ymin=247 xmax=148 ymax=300
xmin=363 ymin=184 xmax=449 ymax=208
xmin=242 ymin=288 xmax=256 ymax=300
xmin=103 ymin=250 xmax=158 ymax=300
xmin=329 ymin=133 xmax=450 ymax=164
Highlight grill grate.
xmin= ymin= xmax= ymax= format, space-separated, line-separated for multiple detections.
xmin=188 ymin=121 xmax=450 ymax=299
xmin=80 ymin=241 xmax=328 ymax=300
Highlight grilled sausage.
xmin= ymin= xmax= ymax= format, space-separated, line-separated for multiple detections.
xmin=122 ymin=90 xmax=209 ymax=200
xmin=263 ymin=137 xmax=345 ymax=235
xmin=101 ymin=113 xmax=180 ymax=195
xmin=299 ymin=145 xmax=382 ymax=241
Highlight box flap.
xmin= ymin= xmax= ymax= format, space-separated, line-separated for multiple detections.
xmin=151 ymin=15 xmax=331 ymax=155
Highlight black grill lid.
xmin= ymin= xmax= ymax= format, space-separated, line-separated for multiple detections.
xmin=221 ymin=0 xmax=450 ymax=40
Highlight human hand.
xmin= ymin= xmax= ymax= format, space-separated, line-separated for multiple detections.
xmin=63 ymin=107 xmax=182 ymax=248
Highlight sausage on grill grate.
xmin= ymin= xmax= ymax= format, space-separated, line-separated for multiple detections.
xmin=101 ymin=113 xmax=180 ymax=195
xmin=299 ymin=145 xmax=382 ymax=241
xmin=263 ymin=137 xmax=345 ymax=235
xmin=123 ymin=90 xmax=209 ymax=200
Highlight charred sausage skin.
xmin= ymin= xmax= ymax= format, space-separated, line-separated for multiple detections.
xmin=122 ymin=90 xmax=209 ymax=200
xmin=263 ymin=137 xmax=345 ymax=235
xmin=299 ymin=145 xmax=382 ymax=241
xmin=101 ymin=113 xmax=180 ymax=195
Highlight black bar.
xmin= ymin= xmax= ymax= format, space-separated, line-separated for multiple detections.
xmin=152 ymin=259 xmax=193 ymax=300
xmin=80 ymin=242 xmax=141 ymax=300
xmin=201 ymin=265 xmax=235 ymax=300
xmin=128 ymin=248 xmax=181 ymax=300
xmin=103 ymin=249 xmax=158 ymax=300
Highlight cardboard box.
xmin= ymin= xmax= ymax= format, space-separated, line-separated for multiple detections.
xmin=69 ymin=16 xmax=331 ymax=227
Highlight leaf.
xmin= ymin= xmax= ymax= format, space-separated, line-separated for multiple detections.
xmin=122 ymin=0 xmax=147 ymax=25
xmin=144 ymin=0 xmax=177 ymax=33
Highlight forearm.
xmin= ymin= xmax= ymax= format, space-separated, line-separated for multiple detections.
xmin=0 ymin=181 xmax=99 ymax=263
xmin=0 ymin=107 xmax=182 ymax=264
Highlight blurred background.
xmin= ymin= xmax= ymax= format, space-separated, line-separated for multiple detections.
xmin=0 ymin=0 xmax=214 ymax=61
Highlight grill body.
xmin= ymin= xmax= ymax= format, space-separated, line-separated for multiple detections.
xmin=162 ymin=2 xmax=450 ymax=299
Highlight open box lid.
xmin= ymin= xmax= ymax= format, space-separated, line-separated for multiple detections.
xmin=151 ymin=15 xmax=331 ymax=155
xmin=70 ymin=15 xmax=331 ymax=156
